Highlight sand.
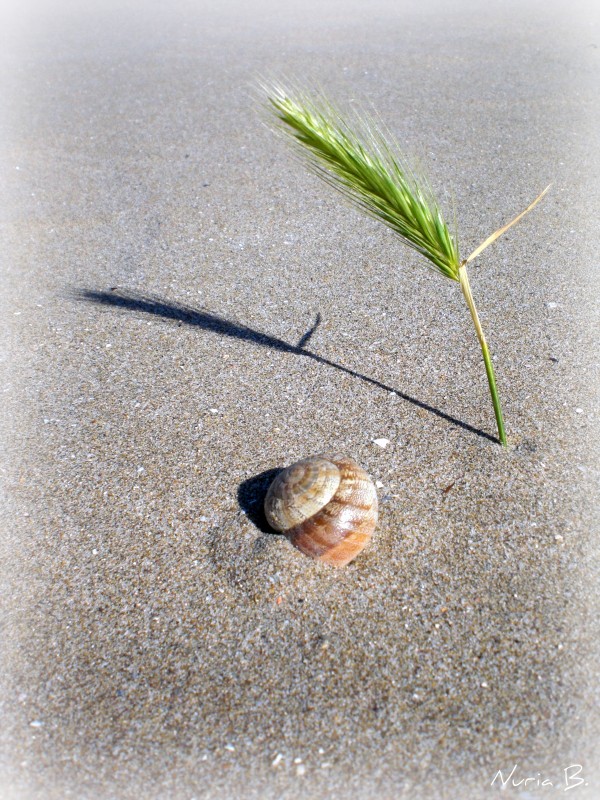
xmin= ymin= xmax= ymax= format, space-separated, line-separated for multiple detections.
xmin=1 ymin=0 xmax=599 ymax=798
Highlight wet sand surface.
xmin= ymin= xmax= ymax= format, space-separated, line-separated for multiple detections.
xmin=1 ymin=1 xmax=599 ymax=797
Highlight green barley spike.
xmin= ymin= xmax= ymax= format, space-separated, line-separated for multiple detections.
xmin=264 ymin=85 xmax=550 ymax=446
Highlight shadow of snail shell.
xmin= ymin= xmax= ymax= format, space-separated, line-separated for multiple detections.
xmin=264 ymin=454 xmax=378 ymax=567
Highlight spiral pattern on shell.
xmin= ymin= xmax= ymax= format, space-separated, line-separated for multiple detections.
xmin=264 ymin=454 xmax=378 ymax=567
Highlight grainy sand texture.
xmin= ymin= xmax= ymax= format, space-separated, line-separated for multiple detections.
xmin=1 ymin=0 xmax=599 ymax=798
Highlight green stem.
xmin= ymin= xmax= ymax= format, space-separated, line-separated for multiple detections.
xmin=458 ymin=262 xmax=507 ymax=446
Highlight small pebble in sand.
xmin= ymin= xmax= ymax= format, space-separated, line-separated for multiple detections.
xmin=271 ymin=753 xmax=283 ymax=767
xmin=29 ymin=721 xmax=44 ymax=728
xmin=224 ymin=744 xmax=235 ymax=752
xmin=375 ymin=480 xmax=384 ymax=488
xmin=546 ymin=302 xmax=558 ymax=309
xmin=296 ymin=764 xmax=306 ymax=777
xmin=372 ymin=438 xmax=390 ymax=449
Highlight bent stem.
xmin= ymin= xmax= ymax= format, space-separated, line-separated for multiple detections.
xmin=458 ymin=262 xmax=507 ymax=447
xmin=264 ymin=85 xmax=551 ymax=446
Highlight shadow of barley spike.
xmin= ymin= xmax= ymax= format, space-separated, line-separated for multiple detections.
xmin=263 ymin=84 xmax=551 ymax=446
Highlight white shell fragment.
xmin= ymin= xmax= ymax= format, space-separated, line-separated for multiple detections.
xmin=372 ymin=438 xmax=390 ymax=449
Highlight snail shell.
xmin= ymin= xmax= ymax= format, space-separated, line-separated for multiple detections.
xmin=264 ymin=454 xmax=378 ymax=567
